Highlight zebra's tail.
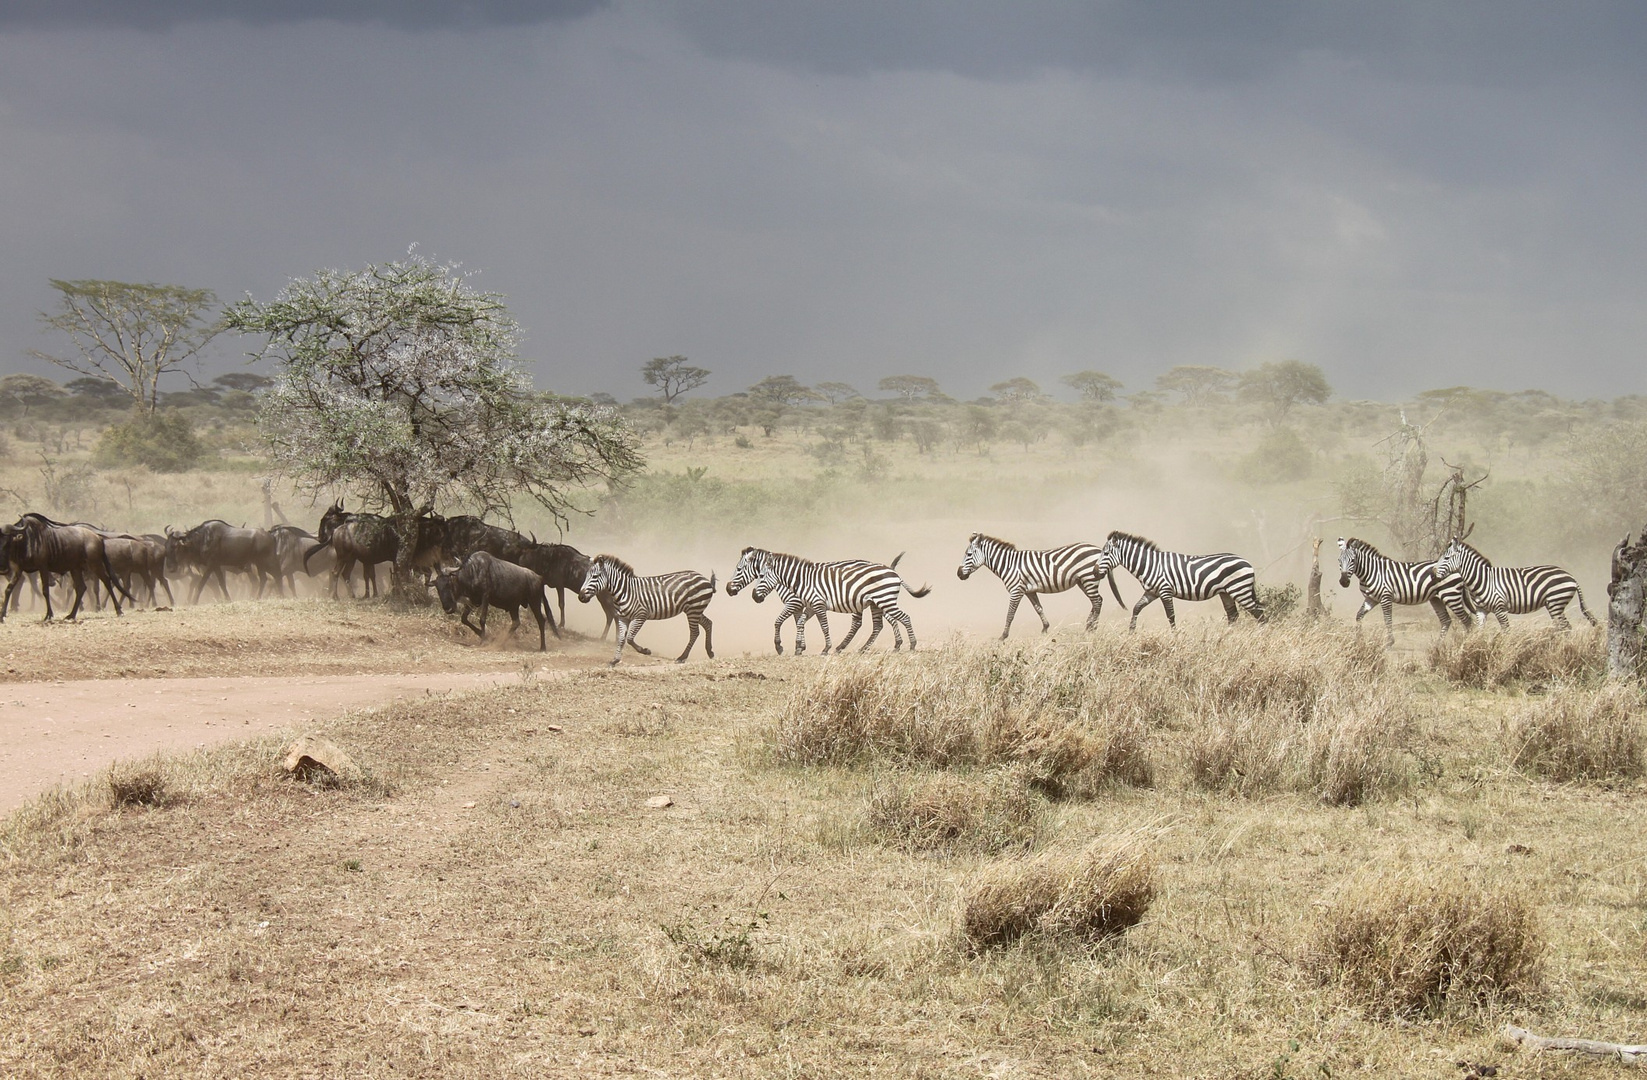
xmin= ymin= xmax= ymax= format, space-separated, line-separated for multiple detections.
xmin=1576 ymin=587 xmax=1598 ymax=626
xmin=889 ymin=551 xmax=905 ymax=571
xmin=1107 ymin=570 xmax=1125 ymax=606
xmin=903 ymin=580 xmax=931 ymax=599
xmin=709 ymin=570 xmax=718 ymax=593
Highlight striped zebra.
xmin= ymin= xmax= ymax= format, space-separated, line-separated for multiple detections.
xmin=578 ymin=554 xmax=716 ymax=666
xmin=1100 ymin=531 xmax=1265 ymax=629
xmin=1434 ymin=537 xmax=1596 ymax=630
xmin=956 ymin=533 xmax=1109 ymax=639
xmin=727 ymin=547 xmax=927 ymax=653
xmin=1336 ymin=536 xmax=1474 ymax=644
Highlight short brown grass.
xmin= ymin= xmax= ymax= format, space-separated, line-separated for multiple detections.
xmin=1507 ymin=681 xmax=1647 ymax=782
xmin=866 ymin=769 xmax=1043 ymax=854
xmin=1310 ymin=867 xmax=1544 ymax=1016
xmin=1429 ymin=625 xmax=1604 ymax=690
xmin=961 ymin=831 xmax=1158 ymax=950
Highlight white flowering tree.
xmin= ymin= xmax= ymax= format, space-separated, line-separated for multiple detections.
xmin=225 ymin=253 xmax=642 ymax=591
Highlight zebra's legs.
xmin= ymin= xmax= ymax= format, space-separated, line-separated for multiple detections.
xmin=1002 ymin=587 xmax=1024 ymax=639
xmin=1027 ymin=593 xmax=1050 ymax=633
xmin=835 ymin=612 xmax=865 ymax=653
xmin=1381 ymin=601 xmax=1396 ymax=646
xmin=626 ymin=618 xmax=653 ymax=655
xmin=701 ymin=614 xmax=714 ymax=659
xmin=857 ymin=607 xmax=887 ymax=652
xmin=1159 ymin=595 xmax=1177 ymax=628
xmin=1493 ymin=609 xmax=1511 ymax=629
xmin=892 ymin=610 xmax=917 ymax=651
xmin=677 ymin=614 xmax=706 ymax=663
xmin=1547 ymin=602 xmax=1573 ymax=631
xmin=1127 ymin=591 xmax=1159 ymax=630
xmin=1080 ymin=581 xmax=1105 ymax=630
xmin=1219 ymin=594 xmax=1239 ymax=623
xmin=814 ymin=610 xmax=833 ymax=653
xmin=610 ymin=618 xmax=630 ymax=665
xmin=1427 ymin=597 xmax=1453 ymax=634
xmin=773 ymin=598 xmax=803 ymax=654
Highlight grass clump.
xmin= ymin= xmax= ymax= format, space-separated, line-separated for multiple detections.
xmin=662 ymin=913 xmax=767 ymax=969
xmin=961 ymin=832 xmax=1157 ymax=951
xmin=1429 ymin=626 xmax=1603 ymax=690
xmin=106 ymin=763 xmax=169 ymax=809
xmin=1507 ymin=681 xmax=1646 ymax=782
xmin=1310 ymin=868 xmax=1543 ymax=1016
xmin=867 ymin=769 xmax=1043 ymax=854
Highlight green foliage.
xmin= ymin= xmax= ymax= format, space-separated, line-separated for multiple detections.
xmin=1062 ymin=370 xmax=1122 ymax=403
xmin=641 ymin=356 xmax=709 ymax=403
xmin=1156 ymin=365 xmax=1236 ymax=405
xmin=878 ymin=375 xmax=943 ymax=402
xmin=94 ymin=410 xmax=204 ymax=473
xmin=1237 ymin=427 xmax=1313 ymax=484
xmin=1239 ymin=360 xmax=1331 ymax=424
xmin=663 ymin=912 xmax=767 ymax=968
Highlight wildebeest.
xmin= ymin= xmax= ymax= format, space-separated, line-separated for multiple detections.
xmin=305 ymin=502 xmax=445 ymax=597
xmin=271 ymin=524 xmax=339 ymax=596
xmin=104 ymin=533 xmax=172 ymax=608
xmin=0 ymin=513 xmax=125 ymax=621
xmin=516 ymin=540 xmax=616 ymax=637
xmin=166 ymin=520 xmax=283 ymax=603
xmin=431 ymin=551 xmax=557 ymax=651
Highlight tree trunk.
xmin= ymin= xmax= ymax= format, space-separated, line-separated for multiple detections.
xmin=1307 ymin=537 xmax=1327 ymax=621
xmin=1608 ymin=529 xmax=1647 ymax=680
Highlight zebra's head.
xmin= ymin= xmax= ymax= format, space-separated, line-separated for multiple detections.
xmin=749 ymin=560 xmax=782 ymax=605
xmin=579 ymin=555 xmax=613 ymax=602
xmin=1433 ymin=537 xmax=1464 ymax=577
xmin=727 ymin=546 xmax=764 ymax=596
xmin=957 ymin=533 xmax=988 ymax=580
xmin=1337 ymin=537 xmax=1357 ymax=588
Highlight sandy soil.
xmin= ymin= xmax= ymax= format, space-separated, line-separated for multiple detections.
xmin=0 ymin=670 xmax=537 ymax=813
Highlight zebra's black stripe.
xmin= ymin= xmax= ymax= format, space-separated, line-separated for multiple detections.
xmin=957 ymin=533 xmax=1108 ymax=639
xmin=1100 ymin=530 xmax=1265 ymax=629
xmin=579 ymin=554 xmax=715 ymax=665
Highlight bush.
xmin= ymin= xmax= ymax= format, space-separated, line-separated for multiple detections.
xmin=1258 ymin=583 xmax=1300 ymax=621
xmin=962 ymin=833 xmax=1157 ymax=950
xmin=107 ymin=764 xmax=168 ymax=808
xmin=1236 ymin=427 xmax=1314 ymax=484
xmin=1507 ymin=682 xmax=1646 ymax=782
xmin=867 ymin=770 xmax=1042 ymax=854
xmin=1311 ymin=868 xmax=1543 ymax=1016
xmin=94 ymin=410 xmax=203 ymax=473
xmin=1430 ymin=626 xmax=1603 ymax=690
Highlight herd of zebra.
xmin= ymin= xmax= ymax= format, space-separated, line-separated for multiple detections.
xmin=0 ymin=504 xmax=1597 ymax=665
xmin=583 ymin=529 xmax=1595 ymax=667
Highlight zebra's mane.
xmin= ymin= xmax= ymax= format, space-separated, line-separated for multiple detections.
xmin=1106 ymin=530 xmax=1158 ymax=551
xmin=973 ymin=533 xmax=1015 ymax=550
xmin=596 ymin=554 xmax=636 ymax=575
xmin=1450 ymin=537 xmax=1491 ymax=564
xmin=762 ymin=550 xmax=816 ymax=567
xmin=1343 ymin=536 xmax=1383 ymax=558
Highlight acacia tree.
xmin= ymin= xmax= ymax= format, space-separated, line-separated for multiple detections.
xmin=1062 ymin=370 xmax=1122 ymax=403
xmin=642 ymin=356 xmax=710 ymax=403
xmin=225 ymin=253 xmax=642 ymax=591
xmin=878 ymin=375 xmax=942 ymax=402
xmin=1239 ymin=360 xmax=1331 ymax=425
xmin=1156 ymin=365 xmax=1236 ymax=406
xmin=31 ymin=279 xmax=222 ymax=415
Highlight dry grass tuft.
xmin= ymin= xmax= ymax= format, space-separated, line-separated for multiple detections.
xmin=1429 ymin=626 xmax=1604 ymax=690
xmin=1310 ymin=868 xmax=1543 ymax=1016
xmin=867 ymin=769 xmax=1043 ymax=854
xmin=1507 ymin=681 xmax=1646 ymax=782
xmin=107 ymin=764 xmax=169 ymax=809
xmin=961 ymin=832 xmax=1157 ymax=950
xmin=1186 ymin=687 xmax=1415 ymax=805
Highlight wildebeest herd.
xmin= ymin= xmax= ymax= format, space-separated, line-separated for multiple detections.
xmin=0 ymin=505 xmax=1598 ymax=666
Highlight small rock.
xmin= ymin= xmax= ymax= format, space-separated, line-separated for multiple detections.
xmin=545 ymin=724 xmax=564 ymax=734
xmin=282 ymin=735 xmax=361 ymax=786
xmin=1505 ymin=842 xmax=1533 ymax=856
xmin=646 ymin=795 xmax=674 ymax=809
xmin=460 ymin=801 xmax=477 ymax=809
xmin=510 ymin=800 xmax=521 ymax=808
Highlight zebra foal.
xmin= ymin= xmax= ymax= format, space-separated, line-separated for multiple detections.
xmin=1336 ymin=536 xmax=1473 ymax=644
xmin=956 ymin=533 xmax=1109 ymax=639
xmin=1434 ymin=537 xmax=1595 ymax=630
xmin=578 ymin=554 xmax=716 ymax=666
xmin=1100 ymin=531 xmax=1265 ymax=629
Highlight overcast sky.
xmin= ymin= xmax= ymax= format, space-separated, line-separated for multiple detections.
xmin=2 ymin=1 xmax=1645 ymax=401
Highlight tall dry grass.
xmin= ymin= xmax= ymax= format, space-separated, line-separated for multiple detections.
xmin=1310 ymin=867 xmax=1543 ymax=1016
xmin=773 ymin=625 xmax=1411 ymax=802
xmin=1506 ymin=681 xmax=1646 ymax=782
xmin=1429 ymin=625 xmax=1604 ymax=690
xmin=961 ymin=831 xmax=1158 ymax=950
xmin=866 ymin=769 xmax=1043 ymax=854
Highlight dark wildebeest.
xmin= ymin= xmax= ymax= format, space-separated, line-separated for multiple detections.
xmin=166 ymin=520 xmax=283 ymax=604
xmin=0 ymin=513 xmax=125 ymax=621
xmin=431 ymin=551 xmax=557 ymax=650
xmin=103 ymin=533 xmax=172 ymax=608
xmin=517 ymin=540 xmax=616 ymax=638
xmin=306 ymin=502 xmax=446 ymax=597
xmin=271 ymin=524 xmax=340 ymax=596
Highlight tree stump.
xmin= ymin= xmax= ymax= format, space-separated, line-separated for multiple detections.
xmin=1607 ymin=528 xmax=1647 ymax=680
xmin=1307 ymin=537 xmax=1328 ymax=622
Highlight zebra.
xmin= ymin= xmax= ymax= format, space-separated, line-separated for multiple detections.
xmin=578 ymin=554 xmax=716 ymax=666
xmin=728 ymin=547 xmax=928 ymax=653
xmin=956 ymin=533 xmax=1110 ymax=639
xmin=1433 ymin=537 xmax=1596 ymax=630
xmin=1336 ymin=536 xmax=1474 ymax=644
xmin=1100 ymin=530 xmax=1265 ymax=629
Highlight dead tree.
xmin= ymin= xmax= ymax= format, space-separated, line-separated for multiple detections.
xmin=1608 ymin=527 xmax=1647 ymax=680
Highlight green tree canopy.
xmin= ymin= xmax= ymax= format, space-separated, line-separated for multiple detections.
xmin=1156 ymin=365 xmax=1237 ymax=405
xmin=30 ymin=279 xmax=222 ymax=414
xmin=878 ymin=375 xmax=942 ymax=402
xmin=990 ymin=377 xmax=1043 ymax=403
xmin=224 ymin=253 xmax=642 ymax=528
xmin=1238 ymin=360 xmax=1331 ymax=423
xmin=641 ymin=356 xmax=710 ymax=403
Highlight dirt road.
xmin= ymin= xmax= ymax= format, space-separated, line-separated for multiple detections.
xmin=0 ymin=670 xmax=529 ymax=813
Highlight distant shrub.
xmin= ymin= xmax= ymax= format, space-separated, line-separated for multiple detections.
xmin=1430 ymin=626 xmax=1603 ymax=690
xmin=962 ymin=833 xmax=1157 ymax=950
xmin=1507 ymin=681 xmax=1646 ymax=782
xmin=95 ymin=411 xmax=202 ymax=473
xmin=1311 ymin=868 xmax=1543 ymax=1016
xmin=1236 ymin=427 xmax=1313 ymax=485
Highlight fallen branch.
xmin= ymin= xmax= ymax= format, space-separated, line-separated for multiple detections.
xmin=1502 ymin=1024 xmax=1647 ymax=1065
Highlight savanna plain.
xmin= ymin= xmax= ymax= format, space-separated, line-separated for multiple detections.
xmin=2 ymin=396 xmax=1646 ymax=1078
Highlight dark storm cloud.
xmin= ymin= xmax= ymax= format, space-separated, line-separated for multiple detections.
xmin=668 ymin=0 xmax=1647 ymax=87
xmin=0 ymin=0 xmax=604 ymax=32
